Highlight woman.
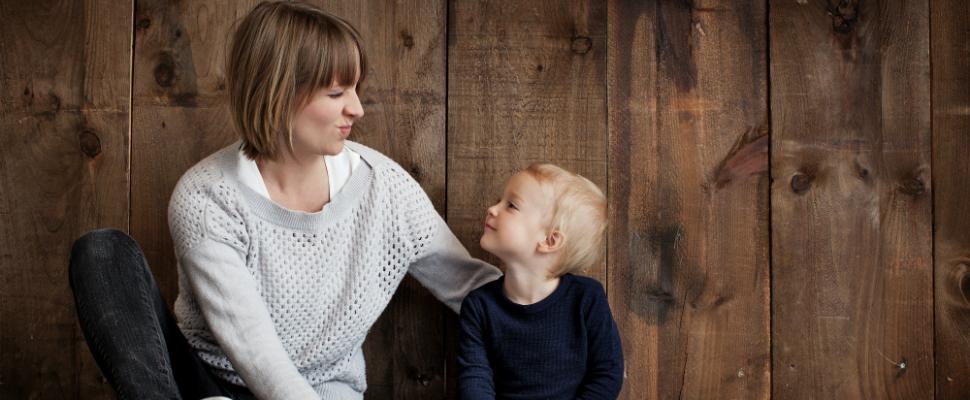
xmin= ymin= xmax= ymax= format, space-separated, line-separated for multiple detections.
xmin=69 ymin=2 xmax=501 ymax=399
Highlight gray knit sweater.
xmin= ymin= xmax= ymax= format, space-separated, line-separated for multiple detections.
xmin=167 ymin=140 xmax=501 ymax=399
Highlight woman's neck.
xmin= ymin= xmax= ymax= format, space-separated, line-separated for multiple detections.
xmin=502 ymin=264 xmax=560 ymax=305
xmin=255 ymin=151 xmax=330 ymax=212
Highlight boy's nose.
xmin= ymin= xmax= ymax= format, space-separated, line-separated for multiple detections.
xmin=486 ymin=205 xmax=498 ymax=216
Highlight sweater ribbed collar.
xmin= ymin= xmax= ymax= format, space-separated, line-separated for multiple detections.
xmin=219 ymin=140 xmax=380 ymax=232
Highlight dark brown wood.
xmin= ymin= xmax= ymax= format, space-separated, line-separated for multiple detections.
xmin=770 ymin=0 xmax=933 ymax=398
xmin=447 ymin=0 xmax=608 ymax=274
xmin=129 ymin=1 xmax=450 ymax=398
xmin=607 ymin=1 xmax=770 ymax=399
xmin=0 ymin=0 xmax=131 ymax=398
xmin=932 ymin=0 xmax=970 ymax=398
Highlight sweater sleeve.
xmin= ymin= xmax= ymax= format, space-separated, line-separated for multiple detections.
xmin=170 ymin=192 xmax=319 ymax=399
xmin=457 ymin=295 xmax=496 ymax=399
xmin=576 ymin=283 xmax=625 ymax=399
xmin=408 ymin=212 xmax=502 ymax=313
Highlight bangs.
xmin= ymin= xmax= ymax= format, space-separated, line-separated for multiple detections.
xmin=297 ymin=14 xmax=367 ymax=100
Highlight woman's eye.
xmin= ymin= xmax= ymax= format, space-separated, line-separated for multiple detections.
xmin=328 ymin=91 xmax=344 ymax=98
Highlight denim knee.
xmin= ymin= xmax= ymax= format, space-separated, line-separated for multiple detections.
xmin=69 ymin=228 xmax=144 ymax=289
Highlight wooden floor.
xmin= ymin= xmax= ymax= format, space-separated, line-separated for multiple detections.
xmin=0 ymin=0 xmax=967 ymax=398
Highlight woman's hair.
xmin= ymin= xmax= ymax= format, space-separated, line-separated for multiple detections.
xmin=523 ymin=163 xmax=607 ymax=277
xmin=226 ymin=1 xmax=367 ymax=160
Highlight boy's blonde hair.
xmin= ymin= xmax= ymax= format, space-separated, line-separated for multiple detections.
xmin=524 ymin=164 xmax=607 ymax=277
xmin=226 ymin=1 xmax=367 ymax=160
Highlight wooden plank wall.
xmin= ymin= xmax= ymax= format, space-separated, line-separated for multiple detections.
xmin=932 ymin=0 xmax=970 ymax=399
xmin=0 ymin=0 xmax=130 ymax=398
xmin=608 ymin=1 xmax=770 ymax=399
xmin=0 ymin=0 xmax=968 ymax=399
xmin=770 ymin=1 xmax=934 ymax=398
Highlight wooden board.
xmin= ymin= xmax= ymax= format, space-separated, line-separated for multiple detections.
xmin=932 ymin=0 xmax=970 ymax=398
xmin=0 ymin=0 xmax=131 ymax=398
xmin=447 ymin=0 xmax=608 ymax=274
xmin=607 ymin=1 xmax=770 ymax=399
xmin=128 ymin=1 xmax=450 ymax=398
xmin=770 ymin=0 xmax=933 ymax=398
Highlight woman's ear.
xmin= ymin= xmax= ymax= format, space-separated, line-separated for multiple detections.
xmin=537 ymin=230 xmax=564 ymax=254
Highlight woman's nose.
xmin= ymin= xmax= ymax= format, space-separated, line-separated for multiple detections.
xmin=345 ymin=90 xmax=365 ymax=118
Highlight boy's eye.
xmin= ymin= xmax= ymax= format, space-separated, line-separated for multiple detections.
xmin=507 ymin=202 xmax=518 ymax=210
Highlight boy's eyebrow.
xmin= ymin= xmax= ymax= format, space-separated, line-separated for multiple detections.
xmin=506 ymin=191 xmax=526 ymax=205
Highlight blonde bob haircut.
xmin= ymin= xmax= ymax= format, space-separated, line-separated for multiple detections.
xmin=226 ymin=1 xmax=367 ymax=160
xmin=524 ymin=164 xmax=607 ymax=277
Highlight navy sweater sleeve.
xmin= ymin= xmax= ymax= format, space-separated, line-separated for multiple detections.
xmin=576 ymin=283 xmax=625 ymax=399
xmin=457 ymin=294 xmax=496 ymax=399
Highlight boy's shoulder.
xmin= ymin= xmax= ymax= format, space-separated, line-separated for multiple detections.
xmin=467 ymin=276 xmax=504 ymax=300
xmin=564 ymin=273 xmax=606 ymax=295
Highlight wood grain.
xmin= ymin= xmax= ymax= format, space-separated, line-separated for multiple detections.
xmin=607 ymin=1 xmax=770 ymax=399
xmin=0 ymin=0 xmax=131 ymax=398
xmin=770 ymin=0 xmax=933 ymax=398
xmin=932 ymin=0 xmax=970 ymax=398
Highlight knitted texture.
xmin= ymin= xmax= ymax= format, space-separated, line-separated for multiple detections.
xmin=167 ymin=141 xmax=498 ymax=398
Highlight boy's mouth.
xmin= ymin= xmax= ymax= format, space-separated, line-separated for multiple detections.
xmin=485 ymin=222 xmax=496 ymax=230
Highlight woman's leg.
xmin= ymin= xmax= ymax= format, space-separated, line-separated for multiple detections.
xmin=69 ymin=228 xmax=239 ymax=400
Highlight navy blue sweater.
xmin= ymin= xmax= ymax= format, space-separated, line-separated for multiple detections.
xmin=457 ymin=273 xmax=624 ymax=399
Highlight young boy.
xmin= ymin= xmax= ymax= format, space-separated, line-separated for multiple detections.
xmin=458 ymin=164 xmax=624 ymax=399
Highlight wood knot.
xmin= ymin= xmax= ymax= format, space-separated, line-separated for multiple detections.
xmin=571 ymin=36 xmax=592 ymax=54
xmin=827 ymin=0 xmax=858 ymax=34
xmin=400 ymin=30 xmax=415 ymax=49
xmin=408 ymin=370 xmax=433 ymax=387
xmin=135 ymin=18 xmax=151 ymax=30
xmin=960 ymin=271 xmax=970 ymax=306
xmin=154 ymin=52 xmax=176 ymax=88
xmin=78 ymin=130 xmax=102 ymax=158
xmin=790 ymin=172 xmax=814 ymax=194
xmin=853 ymin=159 xmax=871 ymax=182
xmin=898 ymin=176 xmax=925 ymax=196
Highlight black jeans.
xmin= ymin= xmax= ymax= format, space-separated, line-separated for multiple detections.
xmin=69 ymin=228 xmax=256 ymax=400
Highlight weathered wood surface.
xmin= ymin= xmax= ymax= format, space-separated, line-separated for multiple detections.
xmin=607 ymin=1 xmax=770 ymax=399
xmin=0 ymin=0 xmax=131 ymax=397
xmin=770 ymin=0 xmax=933 ymax=398
xmin=932 ymin=0 xmax=970 ymax=398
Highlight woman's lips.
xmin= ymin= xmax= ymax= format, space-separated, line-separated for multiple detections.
xmin=339 ymin=125 xmax=352 ymax=137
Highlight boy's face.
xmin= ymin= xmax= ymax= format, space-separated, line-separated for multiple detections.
xmin=480 ymin=172 xmax=553 ymax=262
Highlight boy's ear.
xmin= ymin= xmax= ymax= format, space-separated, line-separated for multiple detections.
xmin=537 ymin=230 xmax=564 ymax=254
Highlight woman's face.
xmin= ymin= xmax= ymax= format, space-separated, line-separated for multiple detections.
xmin=289 ymin=81 xmax=364 ymax=156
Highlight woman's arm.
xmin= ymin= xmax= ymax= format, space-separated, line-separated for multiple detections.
xmin=169 ymin=187 xmax=318 ymax=400
xmin=576 ymin=284 xmax=625 ymax=399
xmin=457 ymin=296 xmax=496 ymax=399
xmin=177 ymin=240 xmax=319 ymax=400
xmin=408 ymin=215 xmax=502 ymax=313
